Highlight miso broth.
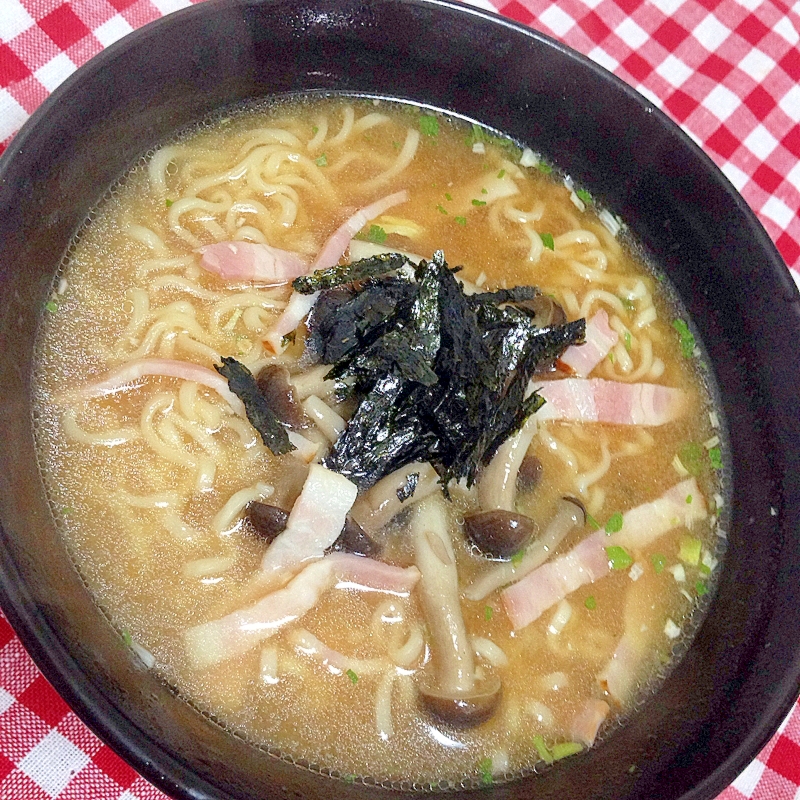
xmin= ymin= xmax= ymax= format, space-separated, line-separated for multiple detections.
xmin=33 ymin=98 xmax=725 ymax=788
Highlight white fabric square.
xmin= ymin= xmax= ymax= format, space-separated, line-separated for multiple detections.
xmin=34 ymin=52 xmax=77 ymax=93
xmin=738 ymin=49 xmax=776 ymax=82
xmin=762 ymin=195 xmax=794 ymax=228
xmin=703 ymin=84 xmax=740 ymax=121
xmin=0 ymin=688 xmax=14 ymax=715
xmin=94 ymin=15 xmax=135 ymax=47
xmin=0 ymin=90 xmax=29 ymax=142
xmin=539 ymin=5 xmax=575 ymax=37
xmin=0 ymin=0 xmax=34 ymax=41
xmin=693 ymin=14 xmax=731 ymax=52
xmin=588 ymin=46 xmax=619 ymax=72
xmin=650 ymin=0 xmax=685 ymax=15
xmin=721 ymin=161 xmax=749 ymax=191
xmin=616 ymin=17 xmax=649 ymax=49
xmin=779 ymin=85 xmax=800 ymax=122
xmin=775 ymin=16 xmax=799 ymax=46
xmin=786 ymin=161 xmax=800 ymax=193
xmin=743 ymin=124 xmax=778 ymax=160
xmin=792 ymin=270 xmax=800 ymax=296
xmin=637 ymin=85 xmax=663 ymax=109
xmin=736 ymin=0 xmax=761 ymax=9
xmin=731 ymin=758 xmax=765 ymax=797
xmin=18 ymin=730 xmax=90 ymax=797
xmin=580 ymin=0 xmax=605 ymax=9
xmin=149 ymin=0 xmax=193 ymax=14
xmin=656 ymin=54 xmax=693 ymax=87
xmin=459 ymin=0 xmax=497 ymax=9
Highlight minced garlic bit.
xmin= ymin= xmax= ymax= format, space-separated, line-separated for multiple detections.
xmin=519 ymin=147 xmax=539 ymax=168
xmin=664 ymin=619 xmax=681 ymax=639
xmin=669 ymin=564 xmax=686 ymax=583
xmin=628 ymin=562 xmax=644 ymax=582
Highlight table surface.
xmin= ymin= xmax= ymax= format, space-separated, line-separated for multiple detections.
xmin=1 ymin=0 xmax=799 ymax=797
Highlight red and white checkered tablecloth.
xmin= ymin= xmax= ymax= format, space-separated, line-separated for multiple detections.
xmin=1 ymin=0 xmax=799 ymax=797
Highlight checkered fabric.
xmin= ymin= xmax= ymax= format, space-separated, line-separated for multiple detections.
xmin=0 ymin=0 xmax=799 ymax=798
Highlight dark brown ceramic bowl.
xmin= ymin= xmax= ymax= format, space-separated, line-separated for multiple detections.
xmin=1 ymin=1 xmax=799 ymax=798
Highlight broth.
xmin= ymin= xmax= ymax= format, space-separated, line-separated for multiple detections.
xmin=34 ymin=97 xmax=725 ymax=787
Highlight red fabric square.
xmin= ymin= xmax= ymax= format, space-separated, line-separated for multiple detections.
xmin=579 ymin=11 xmax=611 ymax=43
xmin=779 ymin=48 xmax=800 ymax=81
xmin=615 ymin=0 xmax=641 ymax=13
xmin=0 ymin=704 xmax=49 ymax=763
xmin=0 ymin=769 xmax=51 ymax=800
xmin=782 ymin=125 xmax=800 ymax=158
xmin=17 ymin=675 xmax=70 ymax=727
xmin=752 ymin=163 xmax=783 ymax=194
xmin=744 ymin=85 xmax=776 ymax=118
xmin=706 ymin=125 xmax=740 ymax=158
xmin=621 ymin=51 xmax=652 ymax=81
xmin=0 ymin=44 xmax=31 ymax=88
xmin=653 ymin=19 xmax=690 ymax=51
xmin=0 ymin=750 xmax=15 ymax=782
xmin=93 ymin=744 xmax=138 ymax=788
xmin=767 ymin=736 xmax=800 ymax=783
xmin=735 ymin=13 xmax=770 ymax=47
xmin=695 ymin=0 xmax=723 ymax=10
xmin=38 ymin=4 xmax=92 ymax=50
xmin=664 ymin=89 xmax=699 ymax=122
xmin=0 ymin=618 xmax=15 ymax=651
xmin=698 ymin=53 xmax=734 ymax=81
xmin=108 ymin=0 xmax=139 ymax=9
xmin=498 ymin=0 xmax=535 ymax=24
xmin=777 ymin=232 xmax=800 ymax=267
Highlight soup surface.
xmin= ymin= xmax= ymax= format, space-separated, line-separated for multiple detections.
xmin=34 ymin=98 xmax=726 ymax=788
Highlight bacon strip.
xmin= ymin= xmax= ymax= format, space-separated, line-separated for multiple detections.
xmin=198 ymin=242 xmax=308 ymax=284
xmin=559 ymin=310 xmax=618 ymax=377
xmin=184 ymin=554 xmax=420 ymax=669
xmin=532 ymin=377 xmax=687 ymax=426
xmin=264 ymin=190 xmax=409 ymax=352
xmin=259 ymin=464 xmax=358 ymax=587
xmin=570 ymin=699 xmax=610 ymax=746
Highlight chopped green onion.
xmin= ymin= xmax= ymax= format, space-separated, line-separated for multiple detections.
xmin=436 ymin=204 xmax=448 ymax=215
xmin=165 ymin=198 xmax=174 ymax=207
xmin=280 ymin=331 xmax=296 ymax=348
xmin=695 ymin=580 xmax=708 ymax=596
xmin=471 ymin=199 xmax=487 ymax=207
xmin=532 ymin=735 xmax=554 ymax=764
xmin=540 ymin=232 xmax=555 ymax=250
xmin=44 ymin=300 xmax=58 ymax=313
xmin=584 ymin=595 xmax=597 ymax=610
xmin=537 ymin=162 xmax=553 ymax=175
xmin=510 ymin=550 xmax=525 ymax=567
xmin=699 ymin=562 xmax=712 ymax=575
xmin=62 ymin=506 xmax=74 ymax=515
xmin=312 ymin=125 xmax=319 ymax=135
xmin=678 ymin=442 xmax=703 ymax=477
xmin=419 ymin=114 xmax=439 ymax=137
xmin=708 ymin=446 xmax=722 ymax=470
xmin=444 ymin=192 xmax=452 ymax=201
xmin=343 ymin=774 xmax=356 ymax=785
xmin=585 ymin=513 xmax=600 ymax=530
xmin=686 ymin=494 xmax=693 ymax=504
xmin=481 ymin=187 xmax=488 ymax=194
xmin=484 ymin=605 xmax=493 ymax=621
xmin=608 ymin=351 xmax=616 ymax=363
xmin=606 ymin=545 xmax=633 ymax=570
xmin=651 ymin=553 xmax=666 ymax=573
xmin=576 ymin=188 xmax=592 ymax=204
xmin=620 ymin=297 xmax=636 ymax=312
xmin=678 ymin=535 xmax=702 ymax=566
xmin=604 ymin=512 xmax=623 ymax=534
xmin=623 ymin=331 xmax=632 ymax=351
xmin=367 ymin=224 xmax=387 ymax=244
xmin=121 ymin=630 xmax=133 ymax=647
xmin=315 ymin=153 xmax=328 ymax=167
xmin=551 ymin=741 xmax=583 ymax=761
xmin=672 ymin=318 xmax=695 ymax=358
xmin=454 ymin=216 xmax=467 ymax=226
xmin=346 ymin=668 xmax=359 ymax=684
xmin=478 ymin=757 xmax=493 ymax=786
xmin=497 ymin=169 xmax=506 ymax=178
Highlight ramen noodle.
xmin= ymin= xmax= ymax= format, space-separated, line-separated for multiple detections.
xmin=33 ymin=98 xmax=726 ymax=788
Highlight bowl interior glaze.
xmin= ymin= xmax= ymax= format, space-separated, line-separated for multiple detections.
xmin=1 ymin=2 xmax=799 ymax=799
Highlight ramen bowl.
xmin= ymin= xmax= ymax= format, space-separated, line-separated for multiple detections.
xmin=0 ymin=1 xmax=799 ymax=798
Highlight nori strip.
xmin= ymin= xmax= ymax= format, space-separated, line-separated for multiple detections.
xmin=215 ymin=357 xmax=294 ymax=455
xmin=396 ymin=472 xmax=419 ymax=503
xmin=292 ymin=253 xmax=409 ymax=294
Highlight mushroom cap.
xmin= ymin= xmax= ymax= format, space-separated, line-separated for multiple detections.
xmin=464 ymin=510 xmax=535 ymax=560
xmin=418 ymin=675 xmax=502 ymax=728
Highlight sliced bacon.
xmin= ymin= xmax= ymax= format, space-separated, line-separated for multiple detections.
xmin=264 ymin=190 xmax=409 ymax=352
xmin=608 ymin=477 xmax=706 ymax=550
xmin=71 ymin=358 xmax=244 ymax=415
xmin=559 ymin=310 xmax=618 ymax=377
xmin=502 ymin=530 xmax=610 ymax=630
xmin=570 ymin=699 xmax=610 ymax=746
xmin=259 ymin=464 xmax=358 ymax=586
xmin=532 ymin=377 xmax=687 ymax=426
xmin=184 ymin=554 xmax=419 ymax=669
xmin=198 ymin=242 xmax=309 ymax=284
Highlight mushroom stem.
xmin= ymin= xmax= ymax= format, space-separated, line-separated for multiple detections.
xmin=478 ymin=415 xmax=538 ymax=512
xmin=412 ymin=495 xmax=475 ymax=695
